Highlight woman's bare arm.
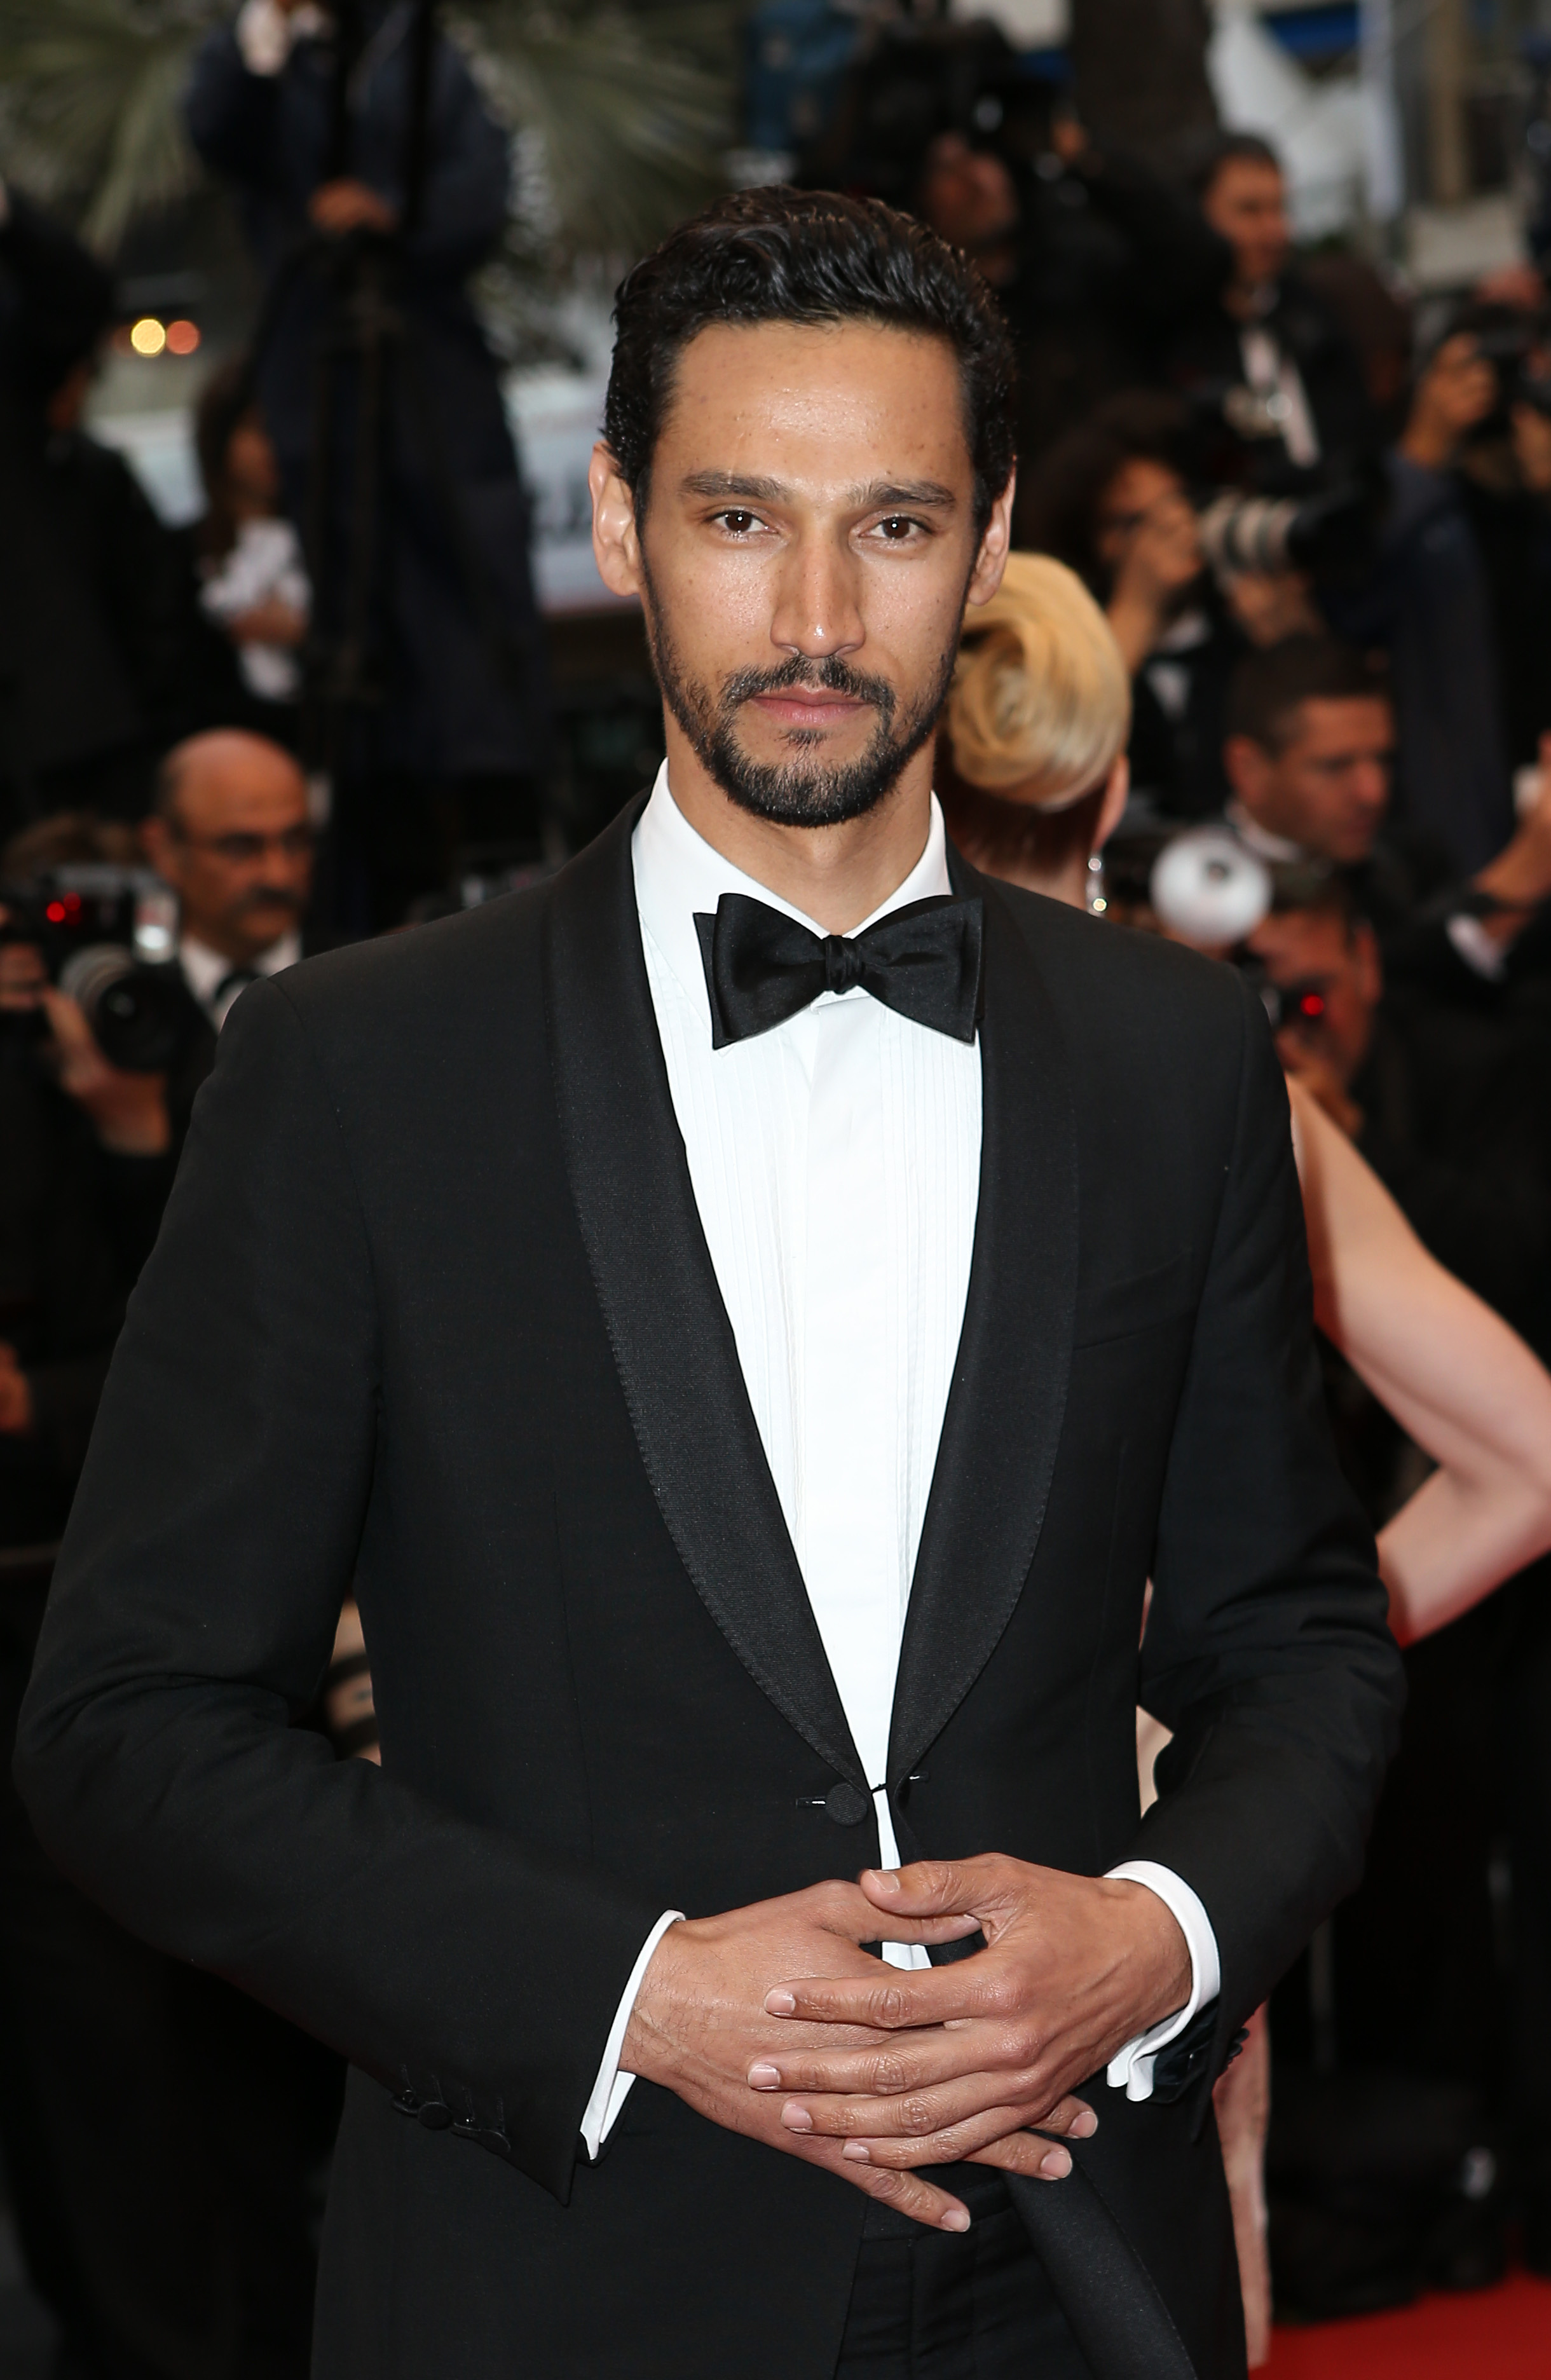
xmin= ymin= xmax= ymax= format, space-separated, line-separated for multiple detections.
xmin=1288 ymin=1076 xmax=1551 ymax=1644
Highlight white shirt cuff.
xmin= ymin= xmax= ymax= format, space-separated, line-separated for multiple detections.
xmin=578 ymin=1910 xmax=683 ymax=2160
xmin=1102 ymin=1861 xmax=1221 ymax=2102
xmin=235 ymin=0 xmax=326 ymax=74
xmin=1445 ymin=912 xmax=1509 ymax=981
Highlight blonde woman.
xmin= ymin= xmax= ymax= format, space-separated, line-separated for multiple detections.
xmin=941 ymin=552 xmax=1551 ymax=2362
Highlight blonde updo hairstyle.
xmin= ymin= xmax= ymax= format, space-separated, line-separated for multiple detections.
xmin=941 ymin=552 xmax=1131 ymax=880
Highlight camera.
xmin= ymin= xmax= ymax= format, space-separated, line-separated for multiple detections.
xmin=0 ymin=866 xmax=202 ymax=1073
xmin=1463 ymin=308 xmax=1551 ymax=425
xmin=1196 ymin=474 xmax=1380 ymax=584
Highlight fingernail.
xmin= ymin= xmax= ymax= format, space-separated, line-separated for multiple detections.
xmin=781 ymin=2102 xmax=813 ymax=2133
xmin=941 ymin=2208 xmax=971 ymax=2233
xmin=842 ymin=2142 xmax=870 ymax=2161
xmin=1041 ymin=2148 xmax=1072 ymax=2179
xmin=866 ymin=1869 xmax=903 ymax=1896
xmin=1071 ymin=2110 xmax=1098 ymax=2138
xmin=765 ymin=1989 xmax=796 ymax=2016
xmin=748 ymin=2062 xmax=781 ymax=2088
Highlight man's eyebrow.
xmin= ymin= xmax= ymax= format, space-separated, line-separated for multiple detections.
xmin=680 ymin=471 xmax=789 ymax=502
xmin=849 ymin=479 xmax=957 ymax=511
xmin=677 ymin=471 xmax=959 ymax=512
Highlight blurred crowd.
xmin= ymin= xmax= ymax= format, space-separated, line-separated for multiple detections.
xmin=3 ymin=3 xmax=1551 ymax=2370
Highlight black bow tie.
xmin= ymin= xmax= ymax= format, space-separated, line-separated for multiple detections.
xmin=694 ymin=892 xmax=985 ymax=1051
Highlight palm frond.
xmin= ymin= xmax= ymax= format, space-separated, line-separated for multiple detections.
xmin=458 ymin=5 xmax=735 ymax=260
xmin=0 ymin=0 xmax=217 ymax=249
xmin=0 ymin=0 xmax=737 ymax=263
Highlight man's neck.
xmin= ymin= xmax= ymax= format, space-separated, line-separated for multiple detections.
xmin=1224 ymin=799 xmax=1306 ymax=866
xmin=1226 ymin=277 xmax=1275 ymax=324
xmin=661 ymin=722 xmax=937 ymax=934
xmin=182 ymin=924 xmax=294 ymax=969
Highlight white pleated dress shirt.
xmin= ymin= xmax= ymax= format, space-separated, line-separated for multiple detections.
xmin=579 ymin=769 xmax=1219 ymax=2154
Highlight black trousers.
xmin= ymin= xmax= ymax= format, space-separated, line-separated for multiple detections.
xmin=835 ymin=2165 xmax=1093 ymax=2378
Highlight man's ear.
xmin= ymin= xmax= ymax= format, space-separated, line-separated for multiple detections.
xmin=140 ymin=814 xmax=172 ymax=878
xmin=964 ymin=470 xmax=1016 ymax=610
xmin=1095 ymin=755 xmax=1130 ymax=852
xmin=1224 ymin=733 xmax=1271 ymax=808
xmin=1353 ymin=919 xmax=1383 ymax=1005
xmin=591 ymin=443 xmax=644 ymax=599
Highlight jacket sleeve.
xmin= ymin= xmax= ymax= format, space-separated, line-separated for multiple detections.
xmin=13 ymin=978 xmax=666 ymax=2204
xmin=1080 ymin=149 xmax=1232 ymax=327
xmin=1129 ymin=980 xmax=1404 ymax=2075
xmin=184 ymin=25 xmax=285 ymax=193
xmin=401 ymin=40 xmax=511 ymax=276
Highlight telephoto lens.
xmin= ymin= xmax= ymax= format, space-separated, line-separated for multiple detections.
xmin=57 ymin=946 xmax=198 ymax=1074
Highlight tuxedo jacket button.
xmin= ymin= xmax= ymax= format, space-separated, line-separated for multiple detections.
xmin=826 ymin=1783 xmax=870 ymax=1826
xmin=417 ymin=2099 xmax=453 ymax=2130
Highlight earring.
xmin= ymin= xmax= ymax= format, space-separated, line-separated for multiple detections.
xmin=1086 ymin=852 xmax=1108 ymax=916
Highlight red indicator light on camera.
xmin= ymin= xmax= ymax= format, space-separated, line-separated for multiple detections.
xmin=1297 ymin=992 xmax=1327 ymax=1020
xmin=44 ymin=901 xmax=66 ymax=924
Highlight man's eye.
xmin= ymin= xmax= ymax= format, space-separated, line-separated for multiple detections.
xmin=718 ymin=510 xmax=759 ymax=534
xmin=875 ymin=516 xmax=922 ymax=542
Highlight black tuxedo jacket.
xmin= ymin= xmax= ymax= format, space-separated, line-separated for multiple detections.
xmin=16 ymin=803 xmax=1402 ymax=2380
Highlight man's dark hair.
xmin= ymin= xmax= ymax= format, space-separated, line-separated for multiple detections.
xmin=1226 ymin=636 xmax=1390 ymax=753
xmin=1015 ymin=392 xmax=1190 ymax=586
xmin=604 ymin=186 xmax=1016 ymax=533
xmin=1191 ymin=130 xmax=1283 ymax=200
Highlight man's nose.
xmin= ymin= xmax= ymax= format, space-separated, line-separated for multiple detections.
xmin=770 ymin=531 xmax=864 ymax=661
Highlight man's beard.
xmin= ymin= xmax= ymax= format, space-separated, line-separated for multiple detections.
xmin=640 ymin=563 xmax=959 ymax=829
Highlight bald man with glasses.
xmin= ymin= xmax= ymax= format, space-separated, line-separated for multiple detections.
xmin=143 ymin=729 xmax=324 ymax=1030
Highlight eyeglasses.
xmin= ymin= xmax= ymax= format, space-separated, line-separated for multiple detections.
xmin=177 ymin=827 xmax=315 ymax=864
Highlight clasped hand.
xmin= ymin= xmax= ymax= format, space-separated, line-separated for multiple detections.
xmin=623 ymin=1854 xmax=1192 ymax=2233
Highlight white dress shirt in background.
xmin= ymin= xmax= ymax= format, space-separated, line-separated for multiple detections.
xmin=179 ymin=927 xmax=301 ymax=1030
xmin=580 ymin=768 xmax=1219 ymax=2153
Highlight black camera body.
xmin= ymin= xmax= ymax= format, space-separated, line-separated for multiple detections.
xmin=0 ymin=866 xmax=203 ymax=1074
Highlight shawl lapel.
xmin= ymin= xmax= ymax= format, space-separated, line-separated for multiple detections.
xmin=888 ymin=860 xmax=1079 ymax=1788
xmin=543 ymin=802 xmax=867 ymax=1794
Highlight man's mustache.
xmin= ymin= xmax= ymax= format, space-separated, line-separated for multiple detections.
xmin=720 ymin=652 xmax=897 ymax=723
xmin=233 ymin=885 xmax=306 ymax=917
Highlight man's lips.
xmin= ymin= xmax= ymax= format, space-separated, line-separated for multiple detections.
xmin=747 ymin=689 xmax=871 ymax=731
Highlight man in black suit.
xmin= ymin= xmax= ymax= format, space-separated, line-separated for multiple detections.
xmin=16 ymin=189 xmax=1401 ymax=2380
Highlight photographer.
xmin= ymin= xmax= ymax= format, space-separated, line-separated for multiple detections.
xmin=0 ymin=844 xmax=174 ymax=1552
xmin=1222 ymin=636 xmax=1551 ymax=994
xmin=0 ymin=786 xmax=345 ymax=2373
xmin=1327 ymin=308 xmax=1551 ymax=874
xmin=186 ymin=0 xmax=550 ymax=928
xmin=1020 ymin=392 xmax=1322 ymax=821
xmin=1169 ymin=133 xmax=1376 ymax=479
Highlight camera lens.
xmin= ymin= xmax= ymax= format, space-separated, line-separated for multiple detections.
xmin=57 ymin=945 xmax=195 ymax=1074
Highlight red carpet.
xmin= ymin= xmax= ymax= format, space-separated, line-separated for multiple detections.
xmin=1265 ymin=2273 xmax=1551 ymax=2376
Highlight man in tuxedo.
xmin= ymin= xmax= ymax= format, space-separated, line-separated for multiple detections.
xmin=17 ymin=189 xmax=1401 ymax=2380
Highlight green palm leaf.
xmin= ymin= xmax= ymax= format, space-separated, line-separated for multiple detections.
xmin=0 ymin=0 xmax=218 ymax=251
xmin=0 ymin=0 xmax=737 ymax=260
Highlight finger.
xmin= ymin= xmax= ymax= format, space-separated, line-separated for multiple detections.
xmin=858 ymin=1856 xmax=1010 ymax=1924
xmin=777 ymin=2076 xmax=1097 ymax=2145
xmin=806 ymin=2140 xmax=970 ymax=2233
xmin=766 ymin=1963 xmax=995 ymax=2028
xmin=756 ymin=2027 xmax=1103 ymax=2142
xmin=38 ymin=990 xmax=92 ymax=1053
xmin=969 ymin=2131 xmax=1087 ymax=2184
xmin=808 ymin=1880 xmax=978 ymax=1948
xmin=838 ymin=2108 xmax=1074 ymax=2177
